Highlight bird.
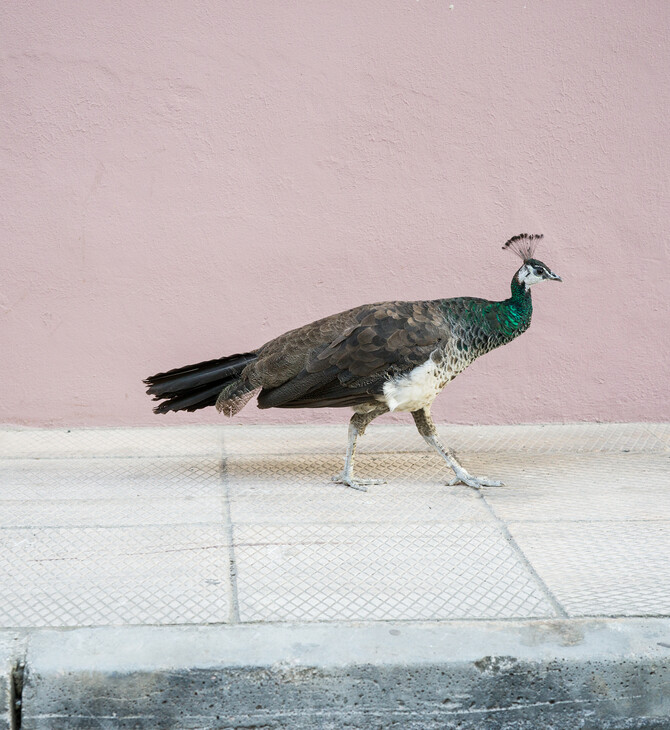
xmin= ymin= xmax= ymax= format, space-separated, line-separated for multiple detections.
xmin=144 ymin=233 xmax=561 ymax=491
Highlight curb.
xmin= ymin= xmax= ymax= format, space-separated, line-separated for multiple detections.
xmin=0 ymin=633 xmax=24 ymax=730
xmin=7 ymin=618 xmax=670 ymax=729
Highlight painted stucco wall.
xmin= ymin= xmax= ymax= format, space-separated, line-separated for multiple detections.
xmin=2 ymin=1 xmax=669 ymax=427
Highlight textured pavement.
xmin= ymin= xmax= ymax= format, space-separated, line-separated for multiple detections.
xmin=1 ymin=422 xmax=669 ymax=628
xmin=0 ymin=422 xmax=669 ymax=728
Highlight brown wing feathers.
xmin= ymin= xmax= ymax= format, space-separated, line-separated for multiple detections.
xmin=145 ymin=300 xmax=449 ymax=414
xmin=254 ymin=301 xmax=446 ymax=410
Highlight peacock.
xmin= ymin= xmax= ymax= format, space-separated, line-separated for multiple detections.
xmin=144 ymin=233 xmax=562 ymax=490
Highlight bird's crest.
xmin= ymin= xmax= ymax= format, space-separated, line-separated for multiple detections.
xmin=502 ymin=233 xmax=543 ymax=262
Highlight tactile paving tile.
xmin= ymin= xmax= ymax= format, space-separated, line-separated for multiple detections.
xmin=0 ymin=496 xmax=224 ymax=529
xmin=647 ymin=423 xmax=670 ymax=450
xmin=446 ymin=422 xmax=667 ymax=454
xmin=222 ymin=424 xmax=451 ymax=455
xmin=0 ymin=426 xmax=225 ymax=459
xmin=0 ymin=458 xmax=224 ymax=527
xmin=221 ymin=422 xmax=666 ymax=457
xmin=234 ymin=522 xmax=556 ymax=622
xmin=226 ymin=452 xmax=495 ymax=526
xmin=508 ymin=522 xmax=670 ymax=617
xmin=222 ymin=424 xmax=353 ymax=456
xmin=0 ymin=525 xmax=232 ymax=627
xmin=477 ymin=452 xmax=670 ymax=522
xmin=1 ymin=422 xmax=667 ymax=630
xmin=0 ymin=457 xmax=223 ymax=500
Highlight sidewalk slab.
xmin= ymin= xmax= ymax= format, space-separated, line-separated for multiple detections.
xmin=508 ymin=522 xmax=670 ymax=617
xmin=0 ymin=422 xmax=664 ymax=459
xmin=234 ymin=522 xmax=555 ymax=623
xmin=20 ymin=620 xmax=670 ymax=729
xmin=225 ymin=451 xmax=493 ymax=524
xmin=0 ymin=457 xmax=224 ymax=528
xmin=480 ymin=452 xmax=670 ymax=522
xmin=647 ymin=423 xmax=670 ymax=449
xmin=222 ymin=417 xmax=670 ymax=456
xmin=0 ymin=525 xmax=233 ymax=628
xmin=220 ymin=422 xmax=667 ymax=456
xmin=0 ymin=425 xmax=225 ymax=459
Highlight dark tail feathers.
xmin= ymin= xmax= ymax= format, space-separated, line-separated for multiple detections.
xmin=144 ymin=352 xmax=257 ymax=413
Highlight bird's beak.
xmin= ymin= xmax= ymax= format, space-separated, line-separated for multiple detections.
xmin=546 ymin=269 xmax=562 ymax=282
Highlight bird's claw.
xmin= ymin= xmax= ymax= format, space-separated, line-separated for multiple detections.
xmin=448 ymin=473 xmax=504 ymax=489
xmin=331 ymin=473 xmax=386 ymax=492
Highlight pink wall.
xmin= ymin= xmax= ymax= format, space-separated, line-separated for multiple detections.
xmin=2 ymin=1 xmax=669 ymax=427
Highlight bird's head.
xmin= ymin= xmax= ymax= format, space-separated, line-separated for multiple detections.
xmin=502 ymin=234 xmax=562 ymax=289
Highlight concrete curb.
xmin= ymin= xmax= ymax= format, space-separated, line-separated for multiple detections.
xmin=13 ymin=619 xmax=670 ymax=729
xmin=0 ymin=636 xmax=12 ymax=730
xmin=0 ymin=633 xmax=24 ymax=730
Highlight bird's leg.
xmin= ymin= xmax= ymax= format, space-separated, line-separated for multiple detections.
xmin=332 ymin=404 xmax=389 ymax=491
xmin=412 ymin=407 xmax=504 ymax=489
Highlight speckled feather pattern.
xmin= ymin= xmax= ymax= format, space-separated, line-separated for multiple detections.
xmin=231 ymin=274 xmax=533 ymax=412
xmin=145 ymin=264 xmax=537 ymax=416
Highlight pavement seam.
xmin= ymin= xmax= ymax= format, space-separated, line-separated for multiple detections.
xmin=220 ymin=456 xmax=241 ymax=624
xmin=476 ymin=491 xmax=569 ymax=618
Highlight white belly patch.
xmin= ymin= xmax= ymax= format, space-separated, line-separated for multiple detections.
xmin=382 ymin=357 xmax=452 ymax=412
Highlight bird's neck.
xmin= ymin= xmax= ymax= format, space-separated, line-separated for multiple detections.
xmin=510 ymin=272 xmax=532 ymax=301
xmin=499 ymin=274 xmax=533 ymax=337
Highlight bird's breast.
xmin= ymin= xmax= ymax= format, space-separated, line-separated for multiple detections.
xmin=382 ymin=356 xmax=456 ymax=412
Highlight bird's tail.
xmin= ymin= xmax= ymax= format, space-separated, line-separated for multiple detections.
xmin=144 ymin=352 xmax=257 ymax=414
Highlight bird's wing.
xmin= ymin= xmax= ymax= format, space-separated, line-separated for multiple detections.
xmin=256 ymin=301 xmax=448 ymax=409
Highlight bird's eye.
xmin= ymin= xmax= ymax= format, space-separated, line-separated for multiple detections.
xmin=535 ymin=268 xmax=544 ymax=276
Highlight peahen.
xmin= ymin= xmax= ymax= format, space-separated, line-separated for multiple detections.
xmin=144 ymin=234 xmax=561 ymax=490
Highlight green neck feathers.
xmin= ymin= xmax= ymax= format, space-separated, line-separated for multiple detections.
xmin=500 ymin=273 xmax=533 ymax=337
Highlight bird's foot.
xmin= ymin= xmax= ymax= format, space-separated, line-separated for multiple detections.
xmin=448 ymin=470 xmax=504 ymax=489
xmin=331 ymin=473 xmax=386 ymax=492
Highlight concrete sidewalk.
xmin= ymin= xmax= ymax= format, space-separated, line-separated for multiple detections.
xmin=0 ymin=422 xmax=669 ymax=728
